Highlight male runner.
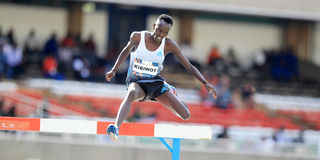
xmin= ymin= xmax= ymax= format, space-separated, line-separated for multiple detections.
xmin=105 ymin=14 xmax=216 ymax=140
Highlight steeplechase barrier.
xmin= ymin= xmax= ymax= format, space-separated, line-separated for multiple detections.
xmin=0 ymin=116 xmax=212 ymax=160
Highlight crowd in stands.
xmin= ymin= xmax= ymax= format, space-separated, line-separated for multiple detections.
xmin=0 ymin=26 xmax=302 ymax=84
xmin=0 ymin=27 xmax=117 ymax=82
xmin=205 ymin=45 xmax=299 ymax=82
xmin=189 ymin=44 xmax=300 ymax=110
xmin=199 ymin=74 xmax=256 ymax=110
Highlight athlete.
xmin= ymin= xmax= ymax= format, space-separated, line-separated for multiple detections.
xmin=105 ymin=14 xmax=217 ymax=140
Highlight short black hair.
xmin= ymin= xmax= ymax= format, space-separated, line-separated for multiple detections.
xmin=158 ymin=14 xmax=173 ymax=26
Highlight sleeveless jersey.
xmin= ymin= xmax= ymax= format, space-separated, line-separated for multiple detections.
xmin=126 ymin=31 xmax=166 ymax=83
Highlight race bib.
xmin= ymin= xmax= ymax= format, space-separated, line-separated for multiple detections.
xmin=132 ymin=61 xmax=159 ymax=76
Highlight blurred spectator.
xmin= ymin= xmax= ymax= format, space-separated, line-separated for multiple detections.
xmin=24 ymin=29 xmax=41 ymax=66
xmin=225 ymin=47 xmax=239 ymax=68
xmin=42 ymin=55 xmax=63 ymax=80
xmin=200 ymin=75 xmax=232 ymax=109
xmin=6 ymin=104 xmax=17 ymax=117
xmin=225 ymin=47 xmax=241 ymax=77
xmin=0 ymin=38 xmax=6 ymax=79
xmin=252 ymin=49 xmax=267 ymax=81
xmin=241 ymin=82 xmax=256 ymax=109
xmin=61 ymin=32 xmax=75 ymax=48
xmin=283 ymin=47 xmax=299 ymax=80
xmin=83 ymin=33 xmax=96 ymax=54
xmin=43 ymin=55 xmax=57 ymax=75
xmin=292 ymin=129 xmax=304 ymax=143
xmin=58 ymin=43 xmax=73 ymax=75
xmin=270 ymin=50 xmax=285 ymax=81
xmin=72 ymin=33 xmax=83 ymax=57
xmin=43 ymin=33 xmax=58 ymax=57
xmin=207 ymin=45 xmax=222 ymax=66
xmin=72 ymin=56 xmax=90 ymax=81
xmin=230 ymin=88 xmax=243 ymax=109
xmin=207 ymin=46 xmax=226 ymax=74
xmin=217 ymin=127 xmax=229 ymax=139
xmin=74 ymin=33 xmax=83 ymax=49
xmin=269 ymin=48 xmax=299 ymax=82
xmin=0 ymin=98 xmax=4 ymax=116
xmin=216 ymin=75 xmax=232 ymax=109
xmin=83 ymin=33 xmax=98 ymax=66
xmin=6 ymin=27 xmax=17 ymax=46
xmin=252 ymin=49 xmax=266 ymax=71
xmin=3 ymin=41 xmax=23 ymax=79
xmin=272 ymin=126 xmax=285 ymax=142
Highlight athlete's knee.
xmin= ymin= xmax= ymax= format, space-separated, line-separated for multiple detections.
xmin=179 ymin=106 xmax=190 ymax=120
xmin=127 ymin=89 xmax=144 ymax=101
xmin=127 ymin=83 xmax=144 ymax=100
xmin=127 ymin=90 xmax=138 ymax=99
xmin=181 ymin=113 xmax=190 ymax=120
xmin=181 ymin=102 xmax=190 ymax=120
xmin=181 ymin=110 xmax=190 ymax=120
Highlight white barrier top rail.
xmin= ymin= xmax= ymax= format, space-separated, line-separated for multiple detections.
xmin=0 ymin=117 xmax=212 ymax=140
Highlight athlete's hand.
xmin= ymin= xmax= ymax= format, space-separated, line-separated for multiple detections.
xmin=105 ymin=70 xmax=116 ymax=82
xmin=205 ymin=82 xmax=217 ymax=99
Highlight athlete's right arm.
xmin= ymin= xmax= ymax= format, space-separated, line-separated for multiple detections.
xmin=105 ymin=32 xmax=140 ymax=82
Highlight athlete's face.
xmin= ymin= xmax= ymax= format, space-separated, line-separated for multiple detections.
xmin=152 ymin=19 xmax=171 ymax=42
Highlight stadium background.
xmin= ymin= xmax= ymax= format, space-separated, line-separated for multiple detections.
xmin=0 ymin=0 xmax=320 ymax=160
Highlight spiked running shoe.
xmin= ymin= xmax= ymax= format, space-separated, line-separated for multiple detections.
xmin=107 ymin=124 xmax=119 ymax=141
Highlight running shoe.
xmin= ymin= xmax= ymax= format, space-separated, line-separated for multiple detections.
xmin=106 ymin=124 xmax=119 ymax=141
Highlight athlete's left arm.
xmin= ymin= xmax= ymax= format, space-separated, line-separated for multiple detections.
xmin=166 ymin=40 xmax=217 ymax=98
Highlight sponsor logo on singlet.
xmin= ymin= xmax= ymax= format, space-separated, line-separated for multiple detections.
xmin=156 ymin=51 xmax=162 ymax=56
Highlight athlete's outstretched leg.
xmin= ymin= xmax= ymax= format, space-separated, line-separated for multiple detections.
xmin=115 ymin=82 xmax=145 ymax=127
xmin=156 ymin=91 xmax=190 ymax=120
xmin=107 ymin=82 xmax=145 ymax=140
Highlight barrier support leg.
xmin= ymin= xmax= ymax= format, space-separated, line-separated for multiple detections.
xmin=157 ymin=138 xmax=181 ymax=160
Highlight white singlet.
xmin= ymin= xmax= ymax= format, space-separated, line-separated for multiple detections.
xmin=127 ymin=31 xmax=166 ymax=83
